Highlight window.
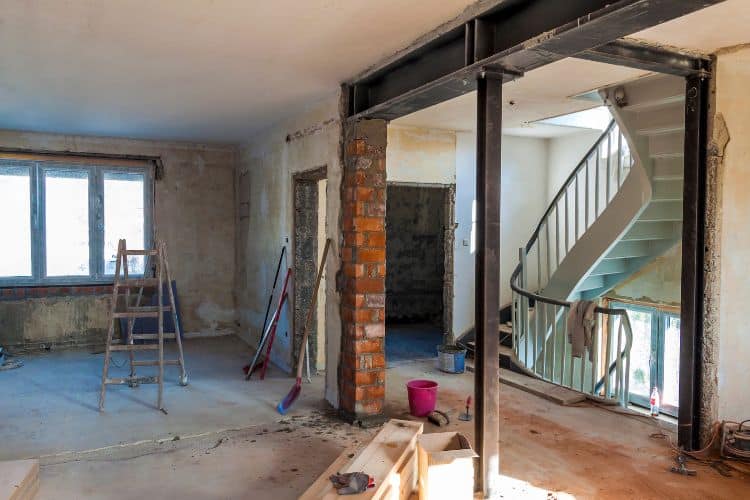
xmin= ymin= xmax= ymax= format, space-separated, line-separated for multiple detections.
xmin=612 ymin=301 xmax=680 ymax=417
xmin=0 ymin=159 xmax=153 ymax=285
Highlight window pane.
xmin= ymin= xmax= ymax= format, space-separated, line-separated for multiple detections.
xmin=662 ymin=315 xmax=681 ymax=408
xmin=627 ymin=309 xmax=653 ymax=399
xmin=104 ymin=172 xmax=145 ymax=274
xmin=45 ymin=169 xmax=89 ymax=276
xmin=0 ymin=165 xmax=32 ymax=277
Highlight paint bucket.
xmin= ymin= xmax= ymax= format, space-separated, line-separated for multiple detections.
xmin=406 ymin=379 xmax=439 ymax=417
xmin=437 ymin=344 xmax=466 ymax=374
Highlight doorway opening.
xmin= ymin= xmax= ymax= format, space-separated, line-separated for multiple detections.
xmin=293 ymin=166 xmax=327 ymax=374
xmin=385 ymin=183 xmax=453 ymax=364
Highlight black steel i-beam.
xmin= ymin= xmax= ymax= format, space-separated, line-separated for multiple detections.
xmin=679 ymin=73 xmax=710 ymax=450
xmin=475 ymin=70 xmax=502 ymax=498
xmin=346 ymin=0 xmax=725 ymax=121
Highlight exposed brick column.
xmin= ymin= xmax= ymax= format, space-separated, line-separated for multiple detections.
xmin=339 ymin=119 xmax=387 ymax=425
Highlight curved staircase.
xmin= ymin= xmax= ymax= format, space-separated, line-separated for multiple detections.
xmin=510 ymin=74 xmax=685 ymax=405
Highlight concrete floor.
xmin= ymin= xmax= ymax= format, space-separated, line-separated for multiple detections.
xmin=2 ymin=336 xmax=749 ymax=499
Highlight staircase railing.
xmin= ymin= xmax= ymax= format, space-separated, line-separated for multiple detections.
xmin=510 ymin=119 xmax=634 ymax=405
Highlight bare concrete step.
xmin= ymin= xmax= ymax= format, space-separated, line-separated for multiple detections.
xmin=0 ymin=459 xmax=39 ymax=500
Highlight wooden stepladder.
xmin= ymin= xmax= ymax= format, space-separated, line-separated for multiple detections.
xmin=99 ymin=239 xmax=188 ymax=412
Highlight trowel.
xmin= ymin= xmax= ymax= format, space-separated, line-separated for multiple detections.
xmin=458 ymin=396 xmax=472 ymax=421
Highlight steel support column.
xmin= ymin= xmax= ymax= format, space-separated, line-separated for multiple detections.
xmin=679 ymin=74 xmax=709 ymax=450
xmin=475 ymin=70 xmax=502 ymax=497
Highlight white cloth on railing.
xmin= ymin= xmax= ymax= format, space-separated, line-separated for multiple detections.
xmin=567 ymin=300 xmax=597 ymax=361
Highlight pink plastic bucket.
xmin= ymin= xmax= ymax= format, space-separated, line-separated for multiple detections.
xmin=406 ymin=379 xmax=439 ymax=417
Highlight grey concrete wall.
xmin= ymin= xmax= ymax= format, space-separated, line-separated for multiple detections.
xmin=385 ymin=185 xmax=446 ymax=324
xmin=237 ymin=94 xmax=343 ymax=407
xmin=0 ymin=129 xmax=238 ymax=347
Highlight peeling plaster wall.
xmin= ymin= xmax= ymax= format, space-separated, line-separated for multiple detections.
xmin=713 ymin=47 xmax=750 ymax=422
xmin=608 ymin=244 xmax=682 ymax=307
xmin=0 ymin=296 xmax=110 ymax=349
xmin=237 ymin=94 xmax=342 ymax=407
xmin=0 ymin=130 xmax=238 ymax=347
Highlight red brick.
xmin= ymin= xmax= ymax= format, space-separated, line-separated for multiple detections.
xmin=355 ymin=187 xmax=374 ymax=201
xmin=352 ymin=217 xmax=383 ymax=232
xmin=356 ymin=384 xmax=385 ymax=401
xmin=354 ymin=308 xmax=377 ymax=323
xmin=366 ymin=231 xmax=385 ymax=248
xmin=355 ymin=399 xmax=383 ymax=416
xmin=356 ymin=248 xmax=385 ymax=264
xmin=350 ymin=278 xmax=384 ymax=294
xmin=354 ymin=370 xmax=380 ymax=385
xmin=353 ymin=338 xmax=383 ymax=355
xmin=364 ymin=323 xmax=385 ymax=338
xmin=1 ymin=289 xmax=11 ymax=298
xmin=347 ymin=139 xmax=366 ymax=156
xmin=365 ymin=294 xmax=385 ymax=308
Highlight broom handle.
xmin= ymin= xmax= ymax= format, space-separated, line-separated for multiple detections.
xmin=295 ymin=238 xmax=331 ymax=379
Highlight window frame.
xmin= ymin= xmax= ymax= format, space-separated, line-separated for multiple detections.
xmin=612 ymin=301 xmax=680 ymax=418
xmin=0 ymin=159 xmax=154 ymax=286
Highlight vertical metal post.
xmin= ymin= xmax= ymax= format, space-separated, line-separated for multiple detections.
xmin=475 ymin=71 xmax=501 ymax=498
xmin=679 ymin=73 xmax=708 ymax=450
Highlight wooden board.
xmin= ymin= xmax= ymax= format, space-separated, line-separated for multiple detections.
xmin=500 ymin=368 xmax=586 ymax=406
xmin=0 ymin=460 xmax=39 ymax=500
xmin=300 ymin=419 xmax=423 ymax=500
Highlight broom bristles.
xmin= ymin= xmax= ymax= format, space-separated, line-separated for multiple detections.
xmin=277 ymin=378 xmax=302 ymax=415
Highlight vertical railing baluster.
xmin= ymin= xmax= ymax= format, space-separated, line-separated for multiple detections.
xmin=617 ymin=130 xmax=623 ymax=188
xmin=573 ymin=175 xmax=581 ymax=240
xmin=615 ymin=318 xmax=623 ymax=405
xmin=585 ymin=158 xmax=590 ymax=230
xmin=555 ymin=206 xmax=560 ymax=267
xmin=520 ymin=248 xmax=529 ymax=369
xmin=605 ymin=314 xmax=613 ymax=398
xmin=595 ymin=148 xmax=600 ymax=216
xmin=561 ymin=307 xmax=568 ymax=386
xmin=511 ymin=288 xmax=517 ymax=357
xmin=551 ymin=304 xmax=558 ymax=384
xmin=564 ymin=188 xmax=569 ymax=254
xmin=545 ymin=220 xmax=551 ymax=285
xmin=606 ymin=131 xmax=612 ymax=203
xmin=591 ymin=312 xmax=600 ymax=395
xmin=542 ymin=303 xmax=549 ymax=380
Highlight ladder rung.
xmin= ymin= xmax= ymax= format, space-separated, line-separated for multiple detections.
xmin=109 ymin=344 xmax=159 ymax=351
xmin=126 ymin=305 xmax=171 ymax=313
xmin=131 ymin=333 xmax=176 ymax=340
xmin=124 ymin=250 xmax=159 ymax=256
xmin=117 ymin=278 xmax=160 ymax=288
xmin=131 ymin=359 xmax=181 ymax=366
xmin=113 ymin=311 xmax=159 ymax=319
xmin=104 ymin=376 xmax=159 ymax=385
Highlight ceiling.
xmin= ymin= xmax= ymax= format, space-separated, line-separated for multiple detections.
xmin=0 ymin=0 xmax=476 ymax=142
xmin=0 ymin=0 xmax=748 ymax=143
xmin=393 ymin=58 xmax=649 ymax=137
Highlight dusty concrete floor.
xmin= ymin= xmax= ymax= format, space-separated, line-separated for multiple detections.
xmin=3 ymin=336 xmax=749 ymax=499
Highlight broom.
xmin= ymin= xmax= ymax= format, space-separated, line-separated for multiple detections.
xmin=278 ymin=238 xmax=331 ymax=414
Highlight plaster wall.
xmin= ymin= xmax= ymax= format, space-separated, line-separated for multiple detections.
xmin=608 ymin=244 xmax=682 ymax=307
xmin=452 ymin=132 xmax=549 ymax=337
xmin=386 ymin=126 xmax=456 ymax=184
xmin=714 ymin=47 xmax=750 ymax=422
xmin=237 ymin=94 xmax=342 ymax=407
xmin=0 ymin=130 xmax=238 ymax=347
xmin=546 ymin=129 xmax=604 ymax=204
